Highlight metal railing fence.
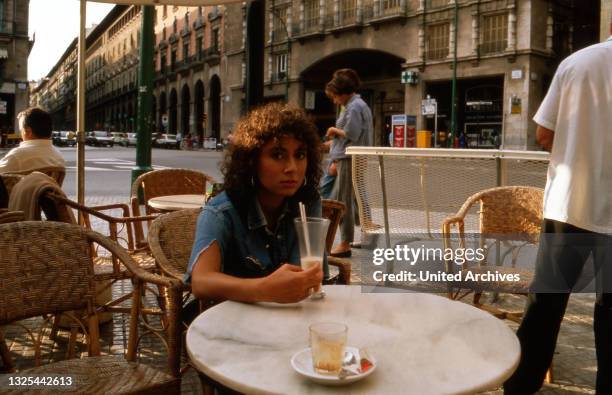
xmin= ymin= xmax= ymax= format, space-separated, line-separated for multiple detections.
xmin=346 ymin=147 xmax=549 ymax=246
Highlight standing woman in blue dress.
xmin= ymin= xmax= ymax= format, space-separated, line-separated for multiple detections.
xmin=185 ymin=103 xmax=326 ymax=304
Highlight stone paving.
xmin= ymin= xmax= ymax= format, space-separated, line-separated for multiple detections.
xmin=0 ymin=195 xmax=599 ymax=394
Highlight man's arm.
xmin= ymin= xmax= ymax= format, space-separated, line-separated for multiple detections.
xmin=535 ymin=125 xmax=554 ymax=152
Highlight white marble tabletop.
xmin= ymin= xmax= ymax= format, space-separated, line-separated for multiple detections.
xmin=147 ymin=194 xmax=205 ymax=211
xmin=186 ymin=285 xmax=520 ymax=395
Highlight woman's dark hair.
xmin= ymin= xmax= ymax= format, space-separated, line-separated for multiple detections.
xmin=325 ymin=68 xmax=361 ymax=97
xmin=222 ymin=102 xmax=322 ymax=207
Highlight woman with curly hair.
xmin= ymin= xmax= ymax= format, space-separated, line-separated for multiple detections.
xmin=185 ymin=102 xmax=326 ymax=304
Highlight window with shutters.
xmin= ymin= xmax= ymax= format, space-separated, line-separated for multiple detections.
xmin=426 ymin=23 xmax=449 ymax=60
xmin=481 ymin=13 xmax=508 ymax=54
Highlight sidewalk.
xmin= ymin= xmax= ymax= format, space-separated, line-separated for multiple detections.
xmin=2 ymin=194 xmax=598 ymax=394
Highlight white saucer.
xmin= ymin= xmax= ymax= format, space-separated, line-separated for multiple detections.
xmin=290 ymin=346 xmax=376 ymax=386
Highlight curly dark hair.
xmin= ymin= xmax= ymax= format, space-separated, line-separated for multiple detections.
xmin=222 ymin=102 xmax=322 ymax=207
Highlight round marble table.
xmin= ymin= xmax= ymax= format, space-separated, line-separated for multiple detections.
xmin=147 ymin=194 xmax=205 ymax=211
xmin=186 ymin=285 xmax=520 ymax=395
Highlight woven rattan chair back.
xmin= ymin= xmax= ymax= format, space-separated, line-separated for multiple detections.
xmin=322 ymin=199 xmax=346 ymax=253
xmin=149 ymin=208 xmax=201 ymax=281
xmin=459 ymin=186 xmax=543 ymax=243
xmin=130 ymin=168 xmax=214 ymax=244
xmin=0 ymin=210 xmax=24 ymax=224
xmin=130 ymin=168 xmax=215 ymax=215
xmin=5 ymin=166 xmax=65 ymax=187
xmin=0 ymin=221 xmax=97 ymax=325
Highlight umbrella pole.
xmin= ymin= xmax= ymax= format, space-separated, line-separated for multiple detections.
xmin=76 ymin=0 xmax=87 ymax=210
xmin=245 ymin=0 xmax=265 ymax=110
xmin=131 ymin=4 xmax=154 ymax=197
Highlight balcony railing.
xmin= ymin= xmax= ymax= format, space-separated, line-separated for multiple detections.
xmin=294 ymin=2 xmax=407 ymax=36
xmin=271 ymin=72 xmax=287 ymax=82
xmin=203 ymin=47 xmax=220 ymax=65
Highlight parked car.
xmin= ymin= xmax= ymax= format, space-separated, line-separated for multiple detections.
xmin=51 ymin=131 xmax=62 ymax=146
xmin=86 ymin=131 xmax=114 ymax=147
xmin=52 ymin=131 xmax=76 ymax=147
xmin=111 ymin=132 xmax=128 ymax=147
xmin=127 ymin=132 xmax=137 ymax=146
xmin=127 ymin=132 xmax=158 ymax=147
xmin=155 ymin=133 xmax=179 ymax=149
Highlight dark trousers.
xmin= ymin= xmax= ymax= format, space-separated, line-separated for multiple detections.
xmin=504 ymin=219 xmax=612 ymax=394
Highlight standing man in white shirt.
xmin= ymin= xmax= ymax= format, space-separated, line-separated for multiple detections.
xmin=0 ymin=107 xmax=65 ymax=173
xmin=504 ymin=34 xmax=612 ymax=394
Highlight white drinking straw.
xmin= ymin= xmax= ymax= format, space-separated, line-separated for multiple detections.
xmin=298 ymin=202 xmax=312 ymax=257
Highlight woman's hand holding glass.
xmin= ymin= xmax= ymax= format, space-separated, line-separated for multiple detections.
xmin=258 ymin=263 xmax=323 ymax=304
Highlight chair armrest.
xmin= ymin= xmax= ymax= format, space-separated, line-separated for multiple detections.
xmin=328 ymin=256 xmax=351 ymax=285
xmin=88 ymin=202 xmax=131 ymax=216
xmin=51 ymin=193 xmax=156 ymax=250
xmin=154 ymin=252 xmax=185 ymax=282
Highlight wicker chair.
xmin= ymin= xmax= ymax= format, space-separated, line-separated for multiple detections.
xmin=149 ymin=208 xmax=201 ymax=285
xmin=6 ymin=173 xmax=159 ymax=313
xmin=41 ymin=192 xmax=160 ymax=313
xmin=442 ymin=186 xmax=544 ymax=322
xmin=5 ymin=166 xmax=65 ymax=187
xmin=322 ymin=199 xmax=351 ymax=285
xmin=0 ymin=221 xmax=183 ymax=393
xmin=130 ymin=168 xmax=216 ymax=243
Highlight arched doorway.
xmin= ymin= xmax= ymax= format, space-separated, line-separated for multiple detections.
xmin=181 ymin=84 xmax=191 ymax=136
xmin=194 ymin=80 xmax=205 ymax=141
xmin=209 ymin=75 xmax=221 ymax=141
xmin=169 ymin=88 xmax=178 ymax=134
xmin=158 ymin=91 xmax=167 ymax=132
xmin=300 ymin=49 xmax=404 ymax=145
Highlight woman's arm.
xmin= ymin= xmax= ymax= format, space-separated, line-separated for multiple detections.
xmin=191 ymin=241 xmax=323 ymax=303
xmin=326 ymin=126 xmax=346 ymax=139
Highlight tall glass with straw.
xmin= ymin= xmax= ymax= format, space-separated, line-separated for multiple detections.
xmin=294 ymin=202 xmax=329 ymax=299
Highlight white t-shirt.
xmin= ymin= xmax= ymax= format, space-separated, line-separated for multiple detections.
xmin=0 ymin=139 xmax=66 ymax=173
xmin=534 ymin=39 xmax=612 ymax=234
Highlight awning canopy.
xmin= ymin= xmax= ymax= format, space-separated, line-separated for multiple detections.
xmin=89 ymin=0 xmax=242 ymax=5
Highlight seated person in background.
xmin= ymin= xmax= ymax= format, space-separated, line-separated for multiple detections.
xmin=185 ymin=102 xmax=327 ymax=304
xmin=0 ymin=107 xmax=65 ymax=173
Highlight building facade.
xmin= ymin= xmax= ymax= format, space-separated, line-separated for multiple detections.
xmin=31 ymin=1 xmax=605 ymax=150
xmin=221 ymin=0 xmax=602 ymax=150
xmin=31 ymin=4 xmax=224 ymax=141
xmin=30 ymin=5 xmax=138 ymax=133
xmin=0 ymin=0 xmax=31 ymax=137
xmin=153 ymin=5 xmax=225 ymax=142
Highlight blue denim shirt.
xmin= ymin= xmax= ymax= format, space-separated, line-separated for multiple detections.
xmin=184 ymin=191 xmax=328 ymax=284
